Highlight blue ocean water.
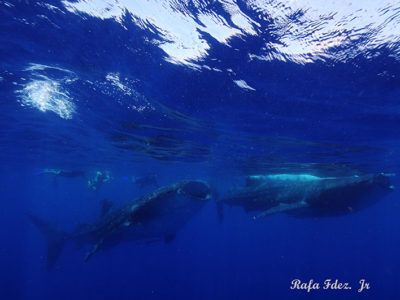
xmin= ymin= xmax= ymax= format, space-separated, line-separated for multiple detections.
xmin=1 ymin=0 xmax=400 ymax=299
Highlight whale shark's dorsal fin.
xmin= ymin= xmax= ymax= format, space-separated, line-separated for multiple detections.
xmin=254 ymin=201 xmax=309 ymax=219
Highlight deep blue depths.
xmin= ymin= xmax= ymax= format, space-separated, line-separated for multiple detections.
xmin=1 ymin=1 xmax=400 ymax=299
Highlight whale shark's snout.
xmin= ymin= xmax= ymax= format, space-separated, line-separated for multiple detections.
xmin=178 ymin=180 xmax=212 ymax=200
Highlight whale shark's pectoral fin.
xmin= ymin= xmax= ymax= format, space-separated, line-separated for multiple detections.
xmin=254 ymin=201 xmax=309 ymax=219
xmin=84 ymin=239 xmax=104 ymax=262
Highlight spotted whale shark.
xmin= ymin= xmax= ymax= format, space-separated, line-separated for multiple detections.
xmin=220 ymin=173 xmax=394 ymax=219
xmin=29 ymin=180 xmax=212 ymax=269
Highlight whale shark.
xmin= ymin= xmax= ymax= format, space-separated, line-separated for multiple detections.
xmin=29 ymin=180 xmax=212 ymax=269
xmin=220 ymin=173 xmax=394 ymax=219
xmin=37 ymin=168 xmax=85 ymax=178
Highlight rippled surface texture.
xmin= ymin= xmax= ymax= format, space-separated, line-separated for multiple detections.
xmin=1 ymin=0 xmax=399 ymax=172
xmin=1 ymin=1 xmax=400 ymax=299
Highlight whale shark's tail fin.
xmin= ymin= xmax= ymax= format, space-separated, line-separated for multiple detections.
xmin=28 ymin=214 xmax=68 ymax=270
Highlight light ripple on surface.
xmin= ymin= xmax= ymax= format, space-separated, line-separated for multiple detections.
xmin=63 ymin=0 xmax=400 ymax=66
xmin=63 ymin=0 xmax=257 ymax=67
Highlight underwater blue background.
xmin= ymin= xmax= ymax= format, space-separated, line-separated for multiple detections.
xmin=1 ymin=0 xmax=400 ymax=299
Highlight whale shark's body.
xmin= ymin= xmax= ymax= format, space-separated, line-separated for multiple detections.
xmin=221 ymin=173 xmax=394 ymax=218
xmin=29 ymin=180 xmax=211 ymax=269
